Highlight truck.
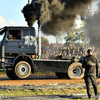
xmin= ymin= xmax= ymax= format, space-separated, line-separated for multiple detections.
xmin=0 ymin=26 xmax=84 ymax=80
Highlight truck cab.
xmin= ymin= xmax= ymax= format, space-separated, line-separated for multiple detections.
xmin=0 ymin=26 xmax=37 ymax=54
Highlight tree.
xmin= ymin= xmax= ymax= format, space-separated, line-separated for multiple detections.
xmin=36 ymin=36 xmax=49 ymax=44
xmin=64 ymin=23 xmax=85 ymax=46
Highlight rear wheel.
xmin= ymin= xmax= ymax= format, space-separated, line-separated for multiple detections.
xmin=14 ymin=61 xmax=31 ymax=79
xmin=67 ymin=62 xmax=84 ymax=79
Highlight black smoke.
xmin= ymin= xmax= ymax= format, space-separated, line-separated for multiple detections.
xmin=22 ymin=2 xmax=37 ymax=27
xmin=85 ymin=1 xmax=100 ymax=47
xmin=22 ymin=0 xmax=92 ymax=35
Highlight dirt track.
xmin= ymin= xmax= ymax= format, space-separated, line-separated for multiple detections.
xmin=0 ymin=74 xmax=100 ymax=86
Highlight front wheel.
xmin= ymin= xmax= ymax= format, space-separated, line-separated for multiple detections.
xmin=67 ymin=62 xmax=84 ymax=79
xmin=6 ymin=69 xmax=18 ymax=80
xmin=14 ymin=61 xmax=31 ymax=79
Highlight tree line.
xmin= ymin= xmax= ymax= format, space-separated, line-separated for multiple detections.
xmin=36 ymin=23 xmax=85 ymax=47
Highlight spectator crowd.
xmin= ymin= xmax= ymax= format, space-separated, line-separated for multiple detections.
xmin=41 ymin=44 xmax=100 ymax=62
xmin=41 ymin=45 xmax=85 ymax=60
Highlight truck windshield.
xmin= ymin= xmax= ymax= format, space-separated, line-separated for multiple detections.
xmin=0 ymin=34 xmax=4 ymax=42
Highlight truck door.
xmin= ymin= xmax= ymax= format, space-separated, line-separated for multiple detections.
xmin=22 ymin=28 xmax=37 ymax=54
xmin=4 ymin=29 xmax=22 ymax=54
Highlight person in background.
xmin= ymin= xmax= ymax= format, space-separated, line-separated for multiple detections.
xmin=82 ymin=49 xmax=99 ymax=99
xmin=79 ymin=52 xmax=85 ymax=61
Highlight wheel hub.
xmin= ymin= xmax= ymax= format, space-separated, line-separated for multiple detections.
xmin=21 ymin=68 xmax=25 ymax=72
xmin=72 ymin=66 xmax=82 ymax=76
xmin=18 ymin=65 xmax=28 ymax=76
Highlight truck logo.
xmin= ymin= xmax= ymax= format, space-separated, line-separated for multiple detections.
xmin=23 ymin=36 xmax=36 ymax=46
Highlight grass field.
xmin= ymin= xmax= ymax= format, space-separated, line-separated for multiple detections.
xmin=0 ymin=87 xmax=99 ymax=100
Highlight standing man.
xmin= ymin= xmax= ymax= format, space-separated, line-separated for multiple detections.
xmin=82 ymin=49 xmax=99 ymax=99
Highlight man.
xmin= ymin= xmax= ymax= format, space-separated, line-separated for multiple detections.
xmin=16 ymin=32 xmax=21 ymax=39
xmin=82 ymin=49 xmax=99 ymax=99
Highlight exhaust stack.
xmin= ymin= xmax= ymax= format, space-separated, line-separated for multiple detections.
xmin=38 ymin=21 xmax=41 ymax=59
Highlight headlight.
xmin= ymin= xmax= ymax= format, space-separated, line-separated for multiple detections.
xmin=0 ymin=58 xmax=4 ymax=62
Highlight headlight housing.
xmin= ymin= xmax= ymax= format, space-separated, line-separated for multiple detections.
xmin=0 ymin=58 xmax=4 ymax=62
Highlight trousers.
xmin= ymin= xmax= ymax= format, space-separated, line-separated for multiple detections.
xmin=84 ymin=75 xmax=98 ymax=97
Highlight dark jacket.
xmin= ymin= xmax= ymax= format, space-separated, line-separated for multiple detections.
xmin=82 ymin=55 xmax=99 ymax=76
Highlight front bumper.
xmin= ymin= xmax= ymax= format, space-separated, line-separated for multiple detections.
xmin=0 ymin=62 xmax=5 ymax=69
xmin=0 ymin=58 xmax=13 ymax=69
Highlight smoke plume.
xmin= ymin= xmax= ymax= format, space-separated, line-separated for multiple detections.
xmin=22 ymin=1 xmax=37 ymax=27
xmin=22 ymin=0 xmax=92 ymax=35
xmin=85 ymin=1 xmax=100 ymax=47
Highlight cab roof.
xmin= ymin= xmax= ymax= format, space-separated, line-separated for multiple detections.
xmin=0 ymin=26 xmax=35 ymax=35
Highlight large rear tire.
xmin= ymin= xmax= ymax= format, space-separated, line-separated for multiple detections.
xmin=67 ymin=62 xmax=84 ymax=79
xmin=14 ymin=61 xmax=31 ymax=79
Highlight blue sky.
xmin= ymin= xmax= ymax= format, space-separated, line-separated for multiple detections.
xmin=0 ymin=0 xmax=99 ymax=43
xmin=0 ymin=0 xmax=29 ymax=26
